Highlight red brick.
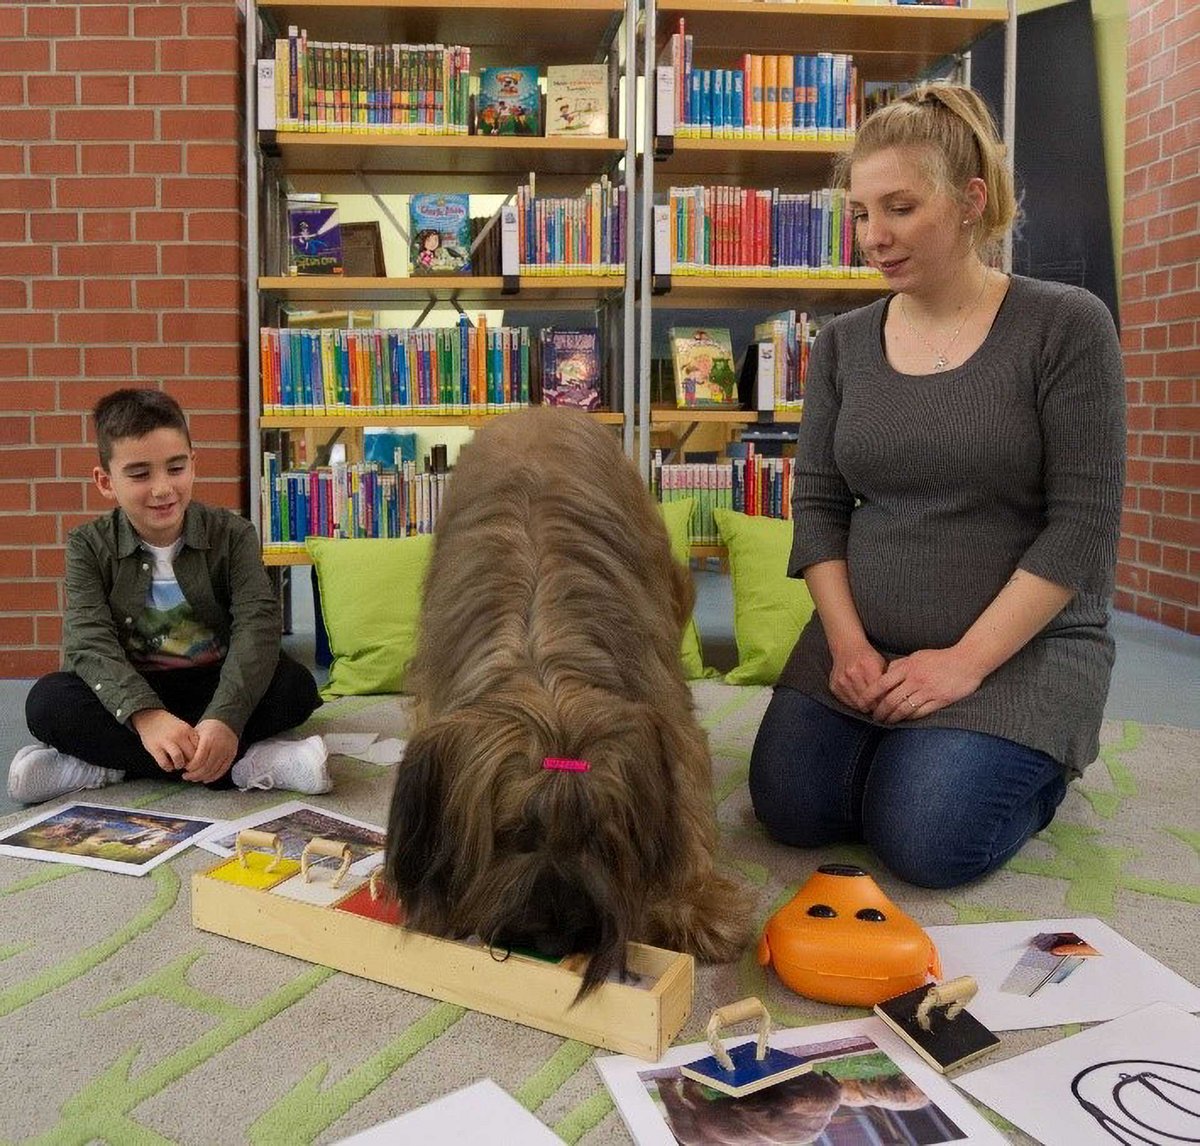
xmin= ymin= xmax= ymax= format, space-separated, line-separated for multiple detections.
xmin=0 ymin=574 xmax=59 ymax=606
xmin=29 ymin=145 xmax=78 ymax=176
xmin=160 ymin=38 xmax=238 ymax=73
xmin=1158 ymin=348 xmax=1200 ymax=377
xmin=1147 ymin=569 xmax=1200 ymax=606
xmin=0 ymin=41 xmax=50 ymax=72
xmin=0 ymin=281 xmax=28 ymax=309
xmin=134 ymin=75 xmax=182 ymax=106
xmin=28 ymin=7 xmax=76 ymax=36
xmin=0 ymin=447 xmax=55 ymax=478
xmin=54 ymin=40 xmax=156 ymax=74
xmin=29 ymin=74 xmax=77 ymax=105
xmin=32 ymin=280 xmax=80 ymax=310
xmin=82 ymin=213 xmax=133 ymax=243
xmin=30 ymin=212 xmax=78 ymax=242
xmin=185 ymin=74 xmax=240 ymax=106
xmin=133 ymin=144 xmax=183 ymax=175
xmin=80 ymin=5 xmax=131 ymax=36
xmin=186 ymin=347 xmax=241 ymax=376
xmin=0 ymin=617 xmax=35 ymax=646
xmin=0 ymin=178 xmax=51 ymax=209
xmin=0 ymin=145 xmax=23 ymax=177
xmin=1152 ymin=460 xmax=1200 ymax=488
xmin=58 ymin=173 xmax=156 ymax=208
xmin=83 ymin=347 xmax=133 ymax=377
xmin=33 ymin=415 xmax=87 ymax=446
xmin=186 ymin=143 xmax=239 ymax=176
xmin=136 ymin=345 xmax=186 ymax=375
xmin=0 ymin=416 xmax=30 ymax=445
xmin=133 ymin=6 xmax=183 ymax=37
xmin=161 ymin=177 xmax=239 ymax=211
xmin=134 ymin=211 xmax=184 ymax=241
xmin=57 ymin=244 xmax=159 ymax=276
xmin=80 ymin=145 xmax=132 ymax=175
xmin=197 ymin=479 xmax=246 ymax=510
xmin=169 ymin=378 xmax=243 ymax=409
xmin=0 ymin=244 xmax=52 ymax=276
xmin=32 ymin=349 xmax=79 ymax=378
xmin=55 ymin=110 xmax=155 ymax=143
xmin=36 ymin=615 xmax=63 ymax=648
xmin=34 ymin=546 xmax=64 ymax=579
xmin=83 ymin=279 xmax=134 ymax=309
xmin=161 ymin=109 xmax=238 ymax=141
xmin=0 ymin=314 xmax=53 ymax=345
xmin=190 ymin=413 xmax=245 ymax=444
xmin=58 ymin=380 xmax=123 ymax=409
xmin=187 ymin=211 xmax=242 ymax=242
xmin=34 ymin=480 xmax=85 ymax=511
xmin=57 ymin=313 xmax=159 ymax=345
xmin=187 ymin=279 xmax=240 ymax=309
xmin=0 ymin=649 xmax=62 ymax=677
xmin=0 ymin=548 xmax=33 ymax=578
xmin=80 ymin=74 xmax=130 ymax=106
xmin=163 ymin=311 xmax=240 ymax=344
xmin=58 ymin=449 xmax=99 ymax=481
xmin=136 ymin=279 xmax=186 ymax=309
xmin=162 ymin=244 xmax=240 ymax=275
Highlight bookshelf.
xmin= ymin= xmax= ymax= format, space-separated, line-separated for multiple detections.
xmin=245 ymin=0 xmax=638 ymax=563
xmin=638 ymin=0 xmax=1016 ymax=542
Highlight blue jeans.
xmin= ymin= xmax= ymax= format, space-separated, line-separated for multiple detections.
xmin=748 ymin=688 xmax=1067 ymax=889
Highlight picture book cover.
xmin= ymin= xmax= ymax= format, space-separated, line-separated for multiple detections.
xmin=409 ymin=193 xmax=472 ymax=275
xmin=670 ymin=326 xmax=738 ymax=408
xmin=546 ymin=64 xmax=609 ymax=137
xmin=541 ymin=328 xmax=601 ymax=411
xmin=287 ymin=203 xmax=344 ymax=275
xmin=477 ymin=66 xmax=541 ymax=136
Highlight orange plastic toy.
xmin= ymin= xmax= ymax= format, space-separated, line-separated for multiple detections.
xmin=757 ymin=864 xmax=941 ymax=1007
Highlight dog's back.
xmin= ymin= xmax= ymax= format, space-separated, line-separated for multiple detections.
xmin=407 ymin=407 xmax=693 ymax=716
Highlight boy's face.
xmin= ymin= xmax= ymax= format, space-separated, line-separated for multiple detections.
xmin=94 ymin=427 xmax=195 ymax=547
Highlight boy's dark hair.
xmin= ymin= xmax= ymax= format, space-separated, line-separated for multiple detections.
xmin=94 ymin=388 xmax=191 ymax=470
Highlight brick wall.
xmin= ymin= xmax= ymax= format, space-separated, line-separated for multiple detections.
xmin=0 ymin=2 xmax=246 ymax=677
xmin=1118 ymin=0 xmax=1200 ymax=634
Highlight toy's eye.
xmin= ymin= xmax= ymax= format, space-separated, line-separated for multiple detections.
xmin=807 ymin=904 xmax=837 ymax=918
xmin=855 ymin=908 xmax=887 ymax=922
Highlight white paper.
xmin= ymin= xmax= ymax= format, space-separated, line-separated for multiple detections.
xmin=322 ymin=733 xmax=405 ymax=765
xmin=925 ymin=918 xmax=1200 ymax=1030
xmin=956 ymin=1001 xmax=1200 ymax=1145
xmin=596 ymin=1016 xmax=1006 ymax=1146
xmin=332 ymin=1079 xmax=563 ymax=1144
xmin=0 ymin=802 xmax=225 ymax=876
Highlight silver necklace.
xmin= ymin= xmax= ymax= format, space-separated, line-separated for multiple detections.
xmin=899 ymin=269 xmax=991 ymax=371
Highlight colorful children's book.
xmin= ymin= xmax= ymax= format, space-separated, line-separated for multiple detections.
xmin=540 ymin=328 xmax=601 ymax=411
xmin=545 ymin=64 xmax=609 ymax=137
xmin=409 ymin=193 xmax=472 ymax=275
xmin=287 ymin=203 xmax=343 ymax=275
xmin=476 ymin=66 xmax=541 ymax=136
xmin=670 ymin=326 xmax=738 ymax=408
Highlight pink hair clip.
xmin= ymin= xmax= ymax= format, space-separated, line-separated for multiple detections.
xmin=543 ymin=757 xmax=590 ymax=772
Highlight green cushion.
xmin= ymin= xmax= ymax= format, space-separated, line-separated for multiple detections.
xmin=658 ymin=498 xmax=710 ymax=680
xmin=306 ymin=535 xmax=433 ymax=697
xmin=713 ymin=508 xmax=816 ymax=685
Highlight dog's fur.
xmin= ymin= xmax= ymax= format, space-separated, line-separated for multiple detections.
xmin=384 ymin=407 xmax=752 ymax=995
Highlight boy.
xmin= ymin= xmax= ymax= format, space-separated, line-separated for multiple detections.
xmin=8 ymin=388 xmax=328 ymax=804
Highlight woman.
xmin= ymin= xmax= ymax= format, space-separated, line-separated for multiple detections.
xmin=748 ymin=83 xmax=1125 ymax=888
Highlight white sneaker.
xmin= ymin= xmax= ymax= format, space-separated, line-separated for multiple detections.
xmin=230 ymin=735 xmax=331 ymax=795
xmin=7 ymin=744 xmax=125 ymax=804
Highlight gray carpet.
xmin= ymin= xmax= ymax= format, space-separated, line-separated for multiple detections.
xmin=1 ymin=680 xmax=1197 ymax=1144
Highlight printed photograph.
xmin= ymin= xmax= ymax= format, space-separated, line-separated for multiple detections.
xmin=204 ymin=801 xmax=386 ymax=866
xmin=0 ymin=803 xmax=221 ymax=876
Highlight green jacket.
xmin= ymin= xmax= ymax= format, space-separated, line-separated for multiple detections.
xmin=63 ymin=502 xmax=281 ymax=736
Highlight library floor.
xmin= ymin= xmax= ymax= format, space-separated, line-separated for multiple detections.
xmin=1 ymin=570 xmax=1197 ymax=817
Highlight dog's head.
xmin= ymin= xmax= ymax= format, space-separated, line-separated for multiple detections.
xmin=384 ymin=696 xmax=687 ymax=997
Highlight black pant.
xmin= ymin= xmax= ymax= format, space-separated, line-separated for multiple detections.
xmin=25 ymin=652 xmax=323 ymax=788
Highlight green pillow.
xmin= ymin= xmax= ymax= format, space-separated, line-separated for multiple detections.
xmin=306 ymin=535 xmax=433 ymax=697
xmin=657 ymin=498 xmax=710 ymax=680
xmin=712 ymin=508 xmax=815 ymax=685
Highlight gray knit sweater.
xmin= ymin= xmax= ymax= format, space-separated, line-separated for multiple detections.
xmin=780 ymin=275 xmax=1126 ymax=777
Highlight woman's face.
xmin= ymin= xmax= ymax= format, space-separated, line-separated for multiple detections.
xmin=848 ymin=146 xmax=976 ymax=296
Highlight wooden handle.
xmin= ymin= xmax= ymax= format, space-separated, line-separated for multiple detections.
xmin=300 ymin=837 xmax=352 ymax=888
xmin=368 ymin=867 xmax=385 ymax=900
xmin=704 ymin=997 xmax=771 ymax=1072
xmin=916 ymin=976 xmax=978 ymax=1031
xmin=236 ymin=829 xmax=283 ymax=873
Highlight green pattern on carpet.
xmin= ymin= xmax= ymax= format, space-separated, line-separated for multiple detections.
xmin=0 ymin=686 xmax=1195 ymax=1144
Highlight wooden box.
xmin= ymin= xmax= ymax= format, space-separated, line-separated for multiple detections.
xmin=191 ymin=847 xmax=693 ymax=1060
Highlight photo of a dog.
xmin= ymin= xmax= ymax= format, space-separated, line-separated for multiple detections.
xmin=384 ymin=407 xmax=752 ymax=996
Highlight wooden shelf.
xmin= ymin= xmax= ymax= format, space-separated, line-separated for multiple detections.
xmin=657 ymin=2 xmax=1008 ymax=81
xmin=258 ymin=274 xmax=626 ymax=304
xmin=656 ymin=136 xmax=852 ymax=185
xmin=655 ymin=273 xmax=886 ymax=309
xmin=649 ymin=407 xmax=801 ymax=424
xmin=258 ymin=0 xmax=626 ymax=67
xmin=260 ymin=410 xmax=626 ymax=429
xmin=269 ymin=132 xmax=628 ymax=179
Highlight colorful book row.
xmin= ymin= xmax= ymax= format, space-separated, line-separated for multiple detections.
xmin=259 ymin=320 xmax=533 ymax=416
xmin=262 ymin=456 xmax=446 ymax=547
xmin=274 ymin=30 xmax=471 ymax=134
xmin=666 ymin=185 xmax=866 ymax=275
xmin=514 ymin=175 xmax=627 ymax=276
xmin=661 ymin=18 xmax=858 ymax=141
xmin=652 ymin=452 xmax=795 ymax=544
xmin=754 ymin=310 xmax=816 ymax=410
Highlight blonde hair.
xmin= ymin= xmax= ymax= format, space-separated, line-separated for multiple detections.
xmin=836 ymin=82 xmax=1016 ymax=261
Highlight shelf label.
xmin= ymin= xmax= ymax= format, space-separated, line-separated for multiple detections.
xmin=500 ymin=204 xmax=519 ymax=278
xmin=256 ymin=59 xmax=276 ymax=131
xmin=653 ymin=205 xmax=671 ymax=278
xmin=655 ymin=66 xmax=675 ymax=139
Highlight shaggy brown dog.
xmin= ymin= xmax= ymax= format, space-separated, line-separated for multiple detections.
xmin=384 ymin=407 xmax=751 ymax=995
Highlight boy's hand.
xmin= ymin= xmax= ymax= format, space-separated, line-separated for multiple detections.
xmin=130 ymin=709 xmax=199 ymax=773
xmin=183 ymin=719 xmax=239 ymax=784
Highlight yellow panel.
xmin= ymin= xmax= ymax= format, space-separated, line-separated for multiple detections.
xmin=204 ymin=854 xmax=301 ymax=890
